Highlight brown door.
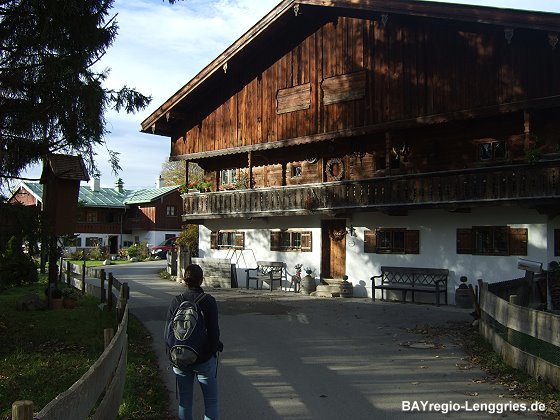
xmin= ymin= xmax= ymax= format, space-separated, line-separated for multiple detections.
xmin=321 ymin=219 xmax=346 ymax=279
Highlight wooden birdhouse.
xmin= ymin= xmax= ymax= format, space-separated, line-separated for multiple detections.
xmin=40 ymin=154 xmax=89 ymax=235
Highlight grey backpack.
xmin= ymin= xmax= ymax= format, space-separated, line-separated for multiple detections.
xmin=166 ymin=293 xmax=208 ymax=369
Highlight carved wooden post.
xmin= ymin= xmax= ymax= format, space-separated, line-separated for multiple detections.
xmin=248 ymin=151 xmax=254 ymax=189
xmin=99 ymin=269 xmax=106 ymax=303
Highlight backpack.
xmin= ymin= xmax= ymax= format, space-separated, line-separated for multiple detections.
xmin=166 ymin=293 xmax=208 ymax=370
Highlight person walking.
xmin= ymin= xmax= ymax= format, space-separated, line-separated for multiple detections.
xmin=165 ymin=263 xmax=223 ymax=420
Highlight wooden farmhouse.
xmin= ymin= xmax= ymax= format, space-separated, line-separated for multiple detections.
xmin=142 ymin=0 xmax=560 ymax=300
xmin=8 ymin=178 xmax=182 ymax=254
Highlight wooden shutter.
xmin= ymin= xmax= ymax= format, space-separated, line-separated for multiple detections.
xmin=364 ymin=230 xmax=377 ymax=253
xmin=210 ymin=231 xmax=218 ymax=249
xmin=301 ymin=232 xmax=312 ymax=252
xmin=276 ymin=83 xmax=311 ymax=114
xmin=321 ymin=71 xmax=366 ymax=105
xmin=234 ymin=232 xmax=245 ymax=249
xmin=270 ymin=231 xmax=282 ymax=251
xmin=509 ymin=228 xmax=528 ymax=256
xmin=404 ymin=230 xmax=420 ymax=254
xmin=456 ymin=228 xmax=473 ymax=254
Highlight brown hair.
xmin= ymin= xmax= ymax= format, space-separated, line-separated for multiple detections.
xmin=185 ymin=264 xmax=203 ymax=287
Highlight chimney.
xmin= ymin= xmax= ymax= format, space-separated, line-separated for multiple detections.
xmin=90 ymin=177 xmax=100 ymax=192
xmin=156 ymin=175 xmax=164 ymax=188
xmin=115 ymin=178 xmax=124 ymax=193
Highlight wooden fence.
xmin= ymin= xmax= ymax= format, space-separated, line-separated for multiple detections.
xmin=479 ymin=281 xmax=560 ymax=389
xmin=12 ymin=263 xmax=129 ymax=420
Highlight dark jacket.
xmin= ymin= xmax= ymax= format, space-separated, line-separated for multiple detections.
xmin=165 ymin=286 xmax=221 ymax=364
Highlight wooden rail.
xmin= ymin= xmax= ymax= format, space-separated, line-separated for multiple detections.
xmin=479 ymin=282 xmax=560 ymax=390
xmin=12 ymin=264 xmax=130 ymax=420
xmin=182 ymin=162 xmax=560 ymax=219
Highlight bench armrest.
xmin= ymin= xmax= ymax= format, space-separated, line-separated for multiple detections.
xmin=371 ymin=274 xmax=382 ymax=281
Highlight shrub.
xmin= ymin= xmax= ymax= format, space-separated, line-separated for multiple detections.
xmin=126 ymin=242 xmax=149 ymax=260
xmin=176 ymin=225 xmax=199 ymax=258
xmin=0 ymin=236 xmax=38 ymax=288
xmin=88 ymin=246 xmax=109 ymax=261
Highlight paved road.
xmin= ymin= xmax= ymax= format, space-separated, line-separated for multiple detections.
xmin=102 ymin=261 xmax=543 ymax=420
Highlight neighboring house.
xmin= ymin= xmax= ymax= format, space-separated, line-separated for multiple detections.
xmin=8 ymin=178 xmax=182 ymax=254
xmin=140 ymin=0 xmax=560 ymax=300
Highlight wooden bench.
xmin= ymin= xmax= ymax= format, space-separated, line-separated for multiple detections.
xmin=245 ymin=261 xmax=286 ymax=291
xmin=371 ymin=266 xmax=449 ymax=306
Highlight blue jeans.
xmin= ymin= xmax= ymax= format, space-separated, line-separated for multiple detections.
xmin=173 ymin=356 xmax=219 ymax=420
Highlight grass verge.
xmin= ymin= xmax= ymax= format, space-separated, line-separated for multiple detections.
xmin=0 ymin=277 xmax=171 ymax=419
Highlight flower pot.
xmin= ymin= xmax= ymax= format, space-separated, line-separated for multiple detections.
xmin=300 ymin=275 xmax=316 ymax=295
xmin=51 ymin=298 xmax=63 ymax=310
xmin=455 ymin=287 xmax=473 ymax=309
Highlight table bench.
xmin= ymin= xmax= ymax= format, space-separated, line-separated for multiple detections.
xmin=245 ymin=261 xmax=286 ymax=291
xmin=371 ymin=266 xmax=449 ymax=306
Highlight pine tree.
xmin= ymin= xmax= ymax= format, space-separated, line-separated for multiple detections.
xmin=0 ymin=0 xmax=151 ymax=185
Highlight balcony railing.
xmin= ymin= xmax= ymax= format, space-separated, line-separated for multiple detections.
xmin=182 ymin=161 xmax=560 ymax=220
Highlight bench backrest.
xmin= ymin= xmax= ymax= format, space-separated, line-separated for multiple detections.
xmin=380 ymin=266 xmax=448 ymax=286
xmin=256 ymin=261 xmax=285 ymax=277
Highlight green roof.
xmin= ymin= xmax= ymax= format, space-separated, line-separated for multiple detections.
xmin=17 ymin=182 xmax=178 ymax=208
xmin=124 ymin=186 xmax=179 ymax=205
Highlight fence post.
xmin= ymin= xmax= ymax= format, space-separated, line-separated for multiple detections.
xmin=66 ymin=260 xmax=71 ymax=286
xmin=107 ymin=273 xmax=114 ymax=310
xmin=100 ymin=269 xmax=106 ymax=303
xmin=507 ymin=295 xmax=518 ymax=343
xmin=12 ymin=400 xmax=33 ymax=420
xmin=104 ymin=328 xmax=114 ymax=348
xmin=116 ymin=283 xmax=129 ymax=323
xmin=81 ymin=260 xmax=86 ymax=294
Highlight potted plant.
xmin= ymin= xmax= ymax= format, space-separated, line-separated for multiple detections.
xmin=62 ymin=287 xmax=81 ymax=309
xmin=455 ymin=276 xmax=473 ymax=308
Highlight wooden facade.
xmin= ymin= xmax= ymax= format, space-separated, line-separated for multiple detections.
xmin=143 ymin=1 xmax=560 ymax=210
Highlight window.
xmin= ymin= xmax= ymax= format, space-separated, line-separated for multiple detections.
xmin=477 ymin=140 xmax=506 ymax=162
xmin=270 ymin=230 xmax=312 ymax=252
xmin=291 ymin=165 xmax=302 ymax=177
xmin=166 ymin=206 xmax=176 ymax=216
xmin=86 ymin=211 xmax=98 ymax=223
xmin=456 ymin=226 xmax=527 ymax=256
xmin=555 ymin=230 xmax=560 ymax=257
xmin=220 ymin=169 xmax=237 ymax=186
xmin=123 ymin=240 xmax=133 ymax=248
xmin=85 ymin=237 xmax=102 ymax=247
xmin=62 ymin=236 xmax=81 ymax=247
xmin=364 ymin=228 xmax=419 ymax=254
xmin=375 ymin=155 xmax=400 ymax=171
xmin=210 ymin=230 xmax=245 ymax=249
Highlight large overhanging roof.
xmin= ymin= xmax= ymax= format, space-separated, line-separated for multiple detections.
xmin=141 ymin=0 xmax=560 ymax=136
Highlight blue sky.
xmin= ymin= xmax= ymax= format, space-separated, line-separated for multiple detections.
xmin=17 ymin=0 xmax=560 ymax=191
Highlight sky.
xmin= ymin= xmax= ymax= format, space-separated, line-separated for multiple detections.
xmin=16 ymin=0 xmax=560 ymax=191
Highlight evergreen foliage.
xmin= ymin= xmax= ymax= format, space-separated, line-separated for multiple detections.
xmin=0 ymin=0 xmax=152 ymax=185
xmin=0 ymin=235 xmax=38 ymax=288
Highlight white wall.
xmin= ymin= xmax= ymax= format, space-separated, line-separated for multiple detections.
xmin=197 ymin=207 xmax=554 ymax=302
xmin=347 ymin=207 xmax=549 ymax=301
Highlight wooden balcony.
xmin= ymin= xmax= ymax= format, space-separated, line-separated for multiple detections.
xmin=76 ymin=222 xmax=121 ymax=234
xmin=182 ymin=161 xmax=560 ymax=220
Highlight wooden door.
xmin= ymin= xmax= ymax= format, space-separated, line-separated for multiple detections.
xmin=321 ymin=219 xmax=346 ymax=279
